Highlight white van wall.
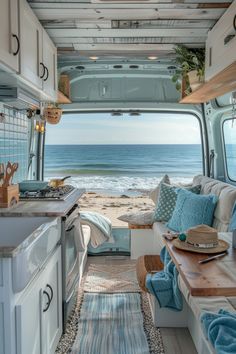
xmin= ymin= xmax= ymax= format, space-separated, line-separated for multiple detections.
xmin=204 ymin=92 xmax=235 ymax=184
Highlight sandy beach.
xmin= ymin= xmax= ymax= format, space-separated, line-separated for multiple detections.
xmin=79 ymin=192 xmax=155 ymax=226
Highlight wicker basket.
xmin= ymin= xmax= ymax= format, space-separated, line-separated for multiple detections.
xmin=43 ymin=106 xmax=62 ymax=125
xmin=136 ymin=255 xmax=164 ymax=292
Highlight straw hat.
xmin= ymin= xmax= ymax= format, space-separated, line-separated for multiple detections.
xmin=173 ymin=224 xmax=229 ymax=254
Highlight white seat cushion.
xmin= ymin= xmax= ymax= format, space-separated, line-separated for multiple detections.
xmin=82 ymin=225 xmax=91 ymax=247
xmin=193 ymin=175 xmax=236 ymax=232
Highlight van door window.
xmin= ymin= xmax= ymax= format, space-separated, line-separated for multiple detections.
xmin=223 ymin=118 xmax=236 ymax=181
xmin=44 ymin=112 xmax=203 ymax=193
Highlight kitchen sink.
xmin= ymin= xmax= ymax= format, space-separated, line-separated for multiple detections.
xmin=0 ymin=217 xmax=61 ymax=292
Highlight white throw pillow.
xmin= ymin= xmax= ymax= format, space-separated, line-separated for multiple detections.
xmin=149 ymin=174 xmax=170 ymax=204
xmin=118 ymin=211 xmax=154 ymax=225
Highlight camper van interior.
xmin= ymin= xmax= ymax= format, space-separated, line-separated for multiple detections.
xmin=1 ymin=1 xmax=236 ymax=353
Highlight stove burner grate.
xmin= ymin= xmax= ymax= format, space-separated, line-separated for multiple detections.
xmin=20 ymin=185 xmax=75 ymax=201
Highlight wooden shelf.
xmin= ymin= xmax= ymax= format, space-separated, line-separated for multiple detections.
xmin=180 ymin=61 xmax=236 ymax=104
xmin=57 ymin=91 xmax=71 ymax=104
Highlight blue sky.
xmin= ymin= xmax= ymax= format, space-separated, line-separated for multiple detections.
xmin=45 ymin=112 xmax=201 ymax=145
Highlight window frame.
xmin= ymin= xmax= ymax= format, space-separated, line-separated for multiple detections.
xmin=222 ymin=116 xmax=236 ymax=183
xmin=43 ymin=109 xmax=205 ymax=179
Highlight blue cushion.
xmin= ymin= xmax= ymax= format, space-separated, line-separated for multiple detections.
xmin=153 ymin=183 xmax=201 ymax=222
xmin=167 ymin=189 xmax=218 ymax=232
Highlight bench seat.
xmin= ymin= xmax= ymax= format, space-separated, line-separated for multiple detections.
xmin=149 ymin=175 xmax=236 ymax=353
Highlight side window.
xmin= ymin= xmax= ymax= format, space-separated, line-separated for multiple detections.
xmin=223 ymin=118 xmax=236 ymax=181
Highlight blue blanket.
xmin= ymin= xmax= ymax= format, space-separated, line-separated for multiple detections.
xmin=145 ymin=246 xmax=183 ymax=311
xmin=201 ymin=309 xmax=236 ymax=354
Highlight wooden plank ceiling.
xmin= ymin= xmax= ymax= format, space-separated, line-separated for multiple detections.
xmin=28 ymin=1 xmax=232 ymax=60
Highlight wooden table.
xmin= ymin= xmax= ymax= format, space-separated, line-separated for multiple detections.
xmin=164 ymin=233 xmax=236 ymax=296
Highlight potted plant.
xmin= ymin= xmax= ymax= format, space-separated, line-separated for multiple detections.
xmin=172 ymin=45 xmax=205 ymax=97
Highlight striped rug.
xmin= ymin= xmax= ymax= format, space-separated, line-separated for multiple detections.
xmin=56 ymin=262 xmax=164 ymax=354
xmin=71 ymin=293 xmax=150 ymax=354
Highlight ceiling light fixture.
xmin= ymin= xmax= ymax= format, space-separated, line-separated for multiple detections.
xmin=89 ymin=56 xmax=99 ymax=60
xmin=148 ymin=56 xmax=158 ymax=60
xmin=111 ymin=111 xmax=123 ymax=117
xmin=129 ymin=111 xmax=141 ymax=116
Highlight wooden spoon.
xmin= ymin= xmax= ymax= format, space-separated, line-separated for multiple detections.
xmin=2 ymin=162 xmax=19 ymax=187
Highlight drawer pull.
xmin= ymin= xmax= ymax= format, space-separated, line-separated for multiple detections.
xmin=39 ymin=63 xmax=46 ymax=79
xmin=43 ymin=66 xmax=49 ymax=81
xmin=43 ymin=290 xmax=51 ymax=312
xmin=234 ymin=14 xmax=236 ymax=31
xmin=46 ymin=284 xmax=54 ymax=302
xmin=12 ymin=34 xmax=20 ymax=56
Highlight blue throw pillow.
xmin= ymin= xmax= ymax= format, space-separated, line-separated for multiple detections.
xmin=167 ymin=189 xmax=218 ymax=232
xmin=153 ymin=183 xmax=201 ymax=222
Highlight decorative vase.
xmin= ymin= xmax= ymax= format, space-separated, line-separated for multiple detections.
xmin=43 ymin=106 xmax=62 ymax=125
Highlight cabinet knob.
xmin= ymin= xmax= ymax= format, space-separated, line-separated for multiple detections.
xmin=12 ymin=34 xmax=20 ymax=56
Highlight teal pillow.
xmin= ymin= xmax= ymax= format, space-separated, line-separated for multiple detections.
xmin=167 ymin=188 xmax=218 ymax=232
xmin=153 ymin=183 xmax=201 ymax=222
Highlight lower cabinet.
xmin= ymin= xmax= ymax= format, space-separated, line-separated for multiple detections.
xmin=15 ymin=246 xmax=62 ymax=354
xmin=41 ymin=248 xmax=62 ymax=354
xmin=130 ymin=227 xmax=159 ymax=259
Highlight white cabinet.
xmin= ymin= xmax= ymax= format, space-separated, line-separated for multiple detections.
xmin=20 ymin=0 xmax=43 ymax=90
xmin=15 ymin=277 xmax=42 ymax=354
xmin=41 ymin=247 xmax=62 ymax=354
xmin=15 ymin=246 xmax=62 ymax=354
xmin=205 ymin=1 xmax=236 ymax=81
xmin=0 ymin=0 xmax=20 ymax=72
xmin=130 ymin=227 xmax=159 ymax=259
xmin=20 ymin=0 xmax=57 ymax=101
xmin=42 ymin=32 xmax=57 ymax=101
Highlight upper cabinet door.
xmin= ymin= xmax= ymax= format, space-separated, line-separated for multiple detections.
xmin=0 ymin=0 xmax=20 ymax=72
xmin=20 ymin=0 xmax=43 ymax=89
xmin=42 ymin=32 xmax=58 ymax=101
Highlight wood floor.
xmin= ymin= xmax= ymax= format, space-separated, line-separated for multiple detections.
xmin=87 ymin=255 xmax=197 ymax=354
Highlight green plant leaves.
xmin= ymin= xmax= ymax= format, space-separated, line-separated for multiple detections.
xmin=171 ymin=45 xmax=205 ymax=96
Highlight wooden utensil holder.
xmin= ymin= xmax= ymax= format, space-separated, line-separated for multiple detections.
xmin=0 ymin=184 xmax=19 ymax=208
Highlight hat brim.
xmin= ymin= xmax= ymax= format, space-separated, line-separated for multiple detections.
xmin=173 ymin=238 xmax=229 ymax=254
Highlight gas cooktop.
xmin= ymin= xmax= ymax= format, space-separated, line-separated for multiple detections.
xmin=19 ymin=185 xmax=76 ymax=201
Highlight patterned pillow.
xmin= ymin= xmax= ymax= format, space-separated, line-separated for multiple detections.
xmin=149 ymin=174 xmax=170 ymax=204
xmin=153 ymin=183 xmax=201 ymax=222
xmin=167 ymin=189 xmax=218 ymax=232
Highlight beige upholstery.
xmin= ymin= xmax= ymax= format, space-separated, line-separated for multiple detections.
xmin=193 ymin=175 xmax=236 ymax=232
xmin=153 ymin=176 xmax=236 ymax=252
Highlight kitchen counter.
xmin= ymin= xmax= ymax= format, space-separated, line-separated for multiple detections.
xmin=0 ymin=188 xmax=85 ymax=217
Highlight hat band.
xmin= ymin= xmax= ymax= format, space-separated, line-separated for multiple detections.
xmin=187 ymin=241 xmax=218 ymax=249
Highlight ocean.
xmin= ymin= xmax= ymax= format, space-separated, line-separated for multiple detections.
xmin=44 ymin=144 xmax=202 ymax=194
